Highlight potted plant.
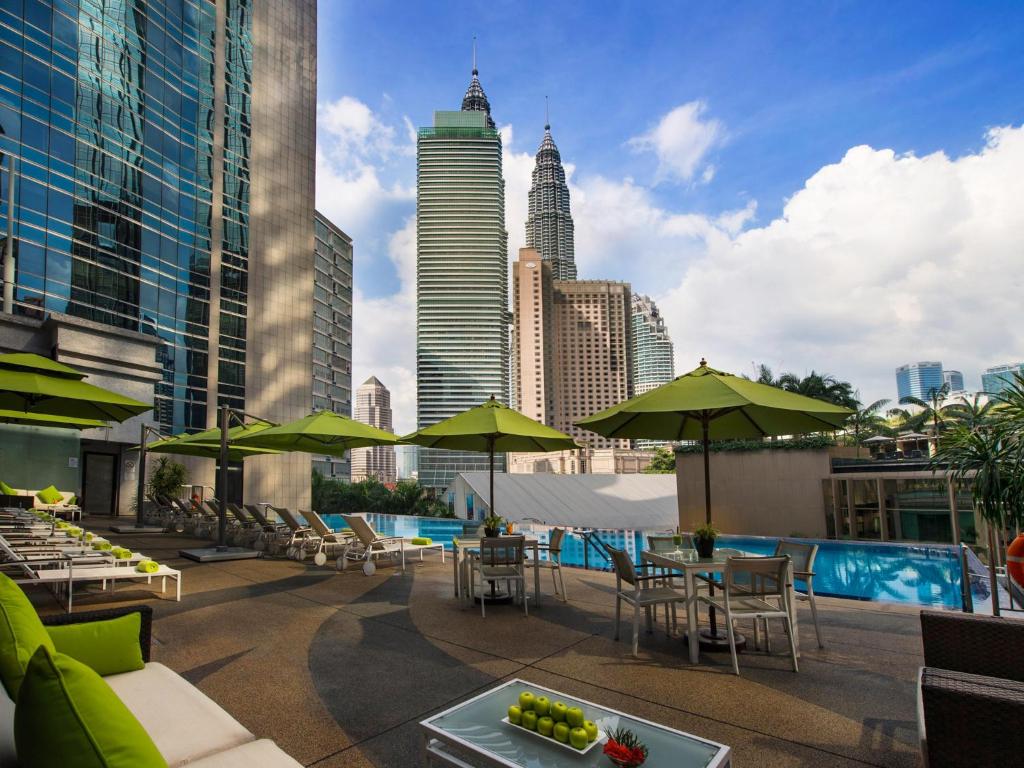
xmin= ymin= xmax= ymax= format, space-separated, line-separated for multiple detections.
xmin=694 ymin=523 xmax=718 ymax=558
xmin=603 ymin=727 xmax=648 ymax=767
xmin=483 ymin=513 xmax=504 ymax=538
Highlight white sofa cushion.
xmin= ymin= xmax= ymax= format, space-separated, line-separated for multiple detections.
xmin=187 ymin=739 xmax=304 ymax=767
xmin=0 ymin=692 xmax=15 ymax=768
xmin=104 ymin=662 xmax=254 ymax=767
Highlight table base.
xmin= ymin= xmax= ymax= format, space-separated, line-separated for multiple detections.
xmin=689 ymin=628 xmax=747 ymax=653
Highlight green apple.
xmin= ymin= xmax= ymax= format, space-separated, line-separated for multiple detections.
xmin=533 ymin=695 xmax=550 ymax=716
xmin=521 ymin=710 xmax=538 ymax=731
xmin=553 ymin=721 xmax=571 ymax=743
xmin=518 ymin=691 xmax=535 ymax=711
xmin=507 ymin=705 xmax=522 ymax=725
xmin=537 ymin=716 xmax=554 ymax=736
xmin=566 ymin=706 xmax=585 ymax=728
xmin=550 ymin=701 xmax=568 ymax=722
xmin=583 ymin=720 xmax=598 ymax=742
xmin=569 ymin=727 xmax=588 ymax=750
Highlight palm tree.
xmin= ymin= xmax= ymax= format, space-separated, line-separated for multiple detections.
xmin=848 ymin=395 xmax=891 ymax=457
xmin=778 ymin=370 xmax=858 ymax=409
xmin=942 ymin=392 xmax=994 ymax=431
xmin=899 ymin=382 xmax=951 ymax=448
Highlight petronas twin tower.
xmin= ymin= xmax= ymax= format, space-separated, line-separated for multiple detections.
xmin=526 ymin=121 xmax=578 ymax=280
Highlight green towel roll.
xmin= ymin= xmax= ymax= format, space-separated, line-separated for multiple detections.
xmin=92 ymin=542 xmax=112 ymax=551
xmin=112 ymin=548 xmax=132 ymax=560
xmin=410 ymin=537 xmax=432 ymax=546
xmin=135 ymin=560 xmax=159 ymax=574
xmin=84 ymin=533 xmax=94 ymax=542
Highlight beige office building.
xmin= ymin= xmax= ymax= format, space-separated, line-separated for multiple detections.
xmin=350 ymin=377 xmax=396 ymax=483
xmin=512 ymin=248 xmax=633 ymax=452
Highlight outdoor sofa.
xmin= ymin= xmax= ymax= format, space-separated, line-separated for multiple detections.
xmin=0 ymin=595 xmax=302 ymax=767
xmin=0 ymin=485 xmax=80 ymax=519
xmin=917 ymin=609 xmax=1024 ymax=768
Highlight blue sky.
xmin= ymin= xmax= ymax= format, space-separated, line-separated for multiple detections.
xmin=315 ymin=1 xmax=1024 ymax=431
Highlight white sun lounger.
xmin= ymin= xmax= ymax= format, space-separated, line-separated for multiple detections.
xmin=339 ymin=514 xmax=444 ymax=575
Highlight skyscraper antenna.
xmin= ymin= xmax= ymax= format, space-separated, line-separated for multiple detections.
xmin=472 ymin=36 xmax=477 ymax=75
xmin=545 ymin=95 xmax=550 ymax=130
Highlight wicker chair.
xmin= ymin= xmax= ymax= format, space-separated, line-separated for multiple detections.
xmin=917 ymin=610 xmax=1024 ymax=767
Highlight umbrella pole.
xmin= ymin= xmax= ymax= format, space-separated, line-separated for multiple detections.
xmin=702 ymin=419 xmax=712 ymax=525
xmin=135 ymin=422 xmax=147 ymax=528
xmin=489 ymin=437 xmax=495 ymax=519
xmin=217 ymin=405 xmax=229 ymax=550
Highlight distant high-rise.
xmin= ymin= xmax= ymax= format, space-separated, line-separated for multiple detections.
xmin=351 ymin=377 xmax=396 ymax=483
xmin=513 ymin=249 xmax=632 ymax=451
xmin=312 ymin=213 xmax=353 ymax=480
xmin=526 ymin=120 xmax=576 ymax=280
xmin=943 ymin=370 xmax=965 ymax=392
xmin=416 ymin=62 xmax=509 ymax=490
xmin=982 ymin=363 xmax=1024 ymax=396
xmin=896 ymin=362 xmax=944 ymax=402
xmin=632 ymin=295 xmax=675 ymax=395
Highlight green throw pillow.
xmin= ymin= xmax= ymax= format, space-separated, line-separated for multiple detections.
xmin=66 ymin=495 xmax=77 ymax=506
xmin=0 ymin=573 xmax=55 ymax=700
xmin=45 ymin=613 xmax=144 ymax=678
xmin=0 ymin=480 xmax=16 ymax=495
xmin=35 ymin=485 xmax=63 ymax=505
xmin=15 ymin=646 xmax=168 ymax=768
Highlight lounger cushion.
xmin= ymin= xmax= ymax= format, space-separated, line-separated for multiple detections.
xmin=0 ymin=480 xmax=15 ymax=495
xmin=0 ymin=573 xmax=56 ymax=700
xmin=15 ymin=646 xmax=168 ymax=768
xmin=34 ymin=486 xmax=63 ymax=505
xmin=45 ymin=613 xmax=144 ymax=677
xmin=104 ymin=663 xmax=255 ymax=767
xmin=186 ymin=739 xmax=304 ymax=767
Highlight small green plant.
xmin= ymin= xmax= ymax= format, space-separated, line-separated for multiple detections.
xmin=148 ymin=457 xmax=187 ymax=500
xmin=483 ymin=513 xmax=504 ymax=531
xmin=694 ymin=523 xmax=718 ymax=540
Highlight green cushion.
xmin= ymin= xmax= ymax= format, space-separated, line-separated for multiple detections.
xmin=45 ymin=613 xmax=144 ymax=678
xmin=35 ymin=485 xmax=63 ymax=505
xmin=0 ymin=480 xmax=16 ymax=495
xmin=0 ymin=573 xmax=55 ymax=700
xmin=411 ymin=537 xmax=433 ymax=546
xmin=66 ymin=495 xmax=77 ymax=506
xmin=15 ymin=646 xmax=168 ymax=768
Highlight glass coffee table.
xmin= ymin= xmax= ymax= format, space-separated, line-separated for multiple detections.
xmin=421 ymin=679 xmax=730 ymax=767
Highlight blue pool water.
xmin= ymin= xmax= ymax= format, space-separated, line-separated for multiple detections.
xmin=319 ymin=513 xmax=965 ymax=609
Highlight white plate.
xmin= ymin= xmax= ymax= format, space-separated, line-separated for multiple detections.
xmin=501 ymin=716 xmax=606 ymax=755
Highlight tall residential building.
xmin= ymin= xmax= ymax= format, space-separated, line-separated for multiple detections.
xmin=513 ymin=249 xmax=632 ymax=452
xmin=312 ymin=212 xmax=353 ymax=480
xmin=0 ymin=0 xmax=317 ymax=510
xmin=632 ymin=295 xmax=675 ymax=395
xmin=395 ymin=445 xmax=418 ymax=480
xmin=525 ymin=123 xmax=576 ymax=280
xmin=416 ymin=65 xmax=508 ymax=490
xmin=351 ymin=377 xmax=396 ymax=483
xmin=982 ymin=363 xmax=1024 ymax=396
xmin=942 ymin=370 xmax=965 ymax=392
xmin=896 ymin=362 xmax=944 ymax=402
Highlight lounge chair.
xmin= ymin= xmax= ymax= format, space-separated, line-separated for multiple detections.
xmin=244 ymin=504 xmax=290 ymax=552
xmin=268 ymin=506 xmax=319 ymax=558
xmin=338 ymin=513 xmax=445 ymax=575
xmin=301 ymin=509 xmax=356 ymax=566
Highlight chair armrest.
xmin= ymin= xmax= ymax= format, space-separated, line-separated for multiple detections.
xmin=41 ymin=605 xmax=153 ymax=662
xmin=921 ymin=610 xmax=1024 ymax=682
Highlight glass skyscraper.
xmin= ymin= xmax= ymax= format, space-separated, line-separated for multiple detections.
xmin=416 ymin=65 xmax=508 ymax=490
xmin=896 ymin=361 xmax=944 ymax=402
xmin=982 ymin=363 xmax=1024 ymax=396
xmin=0 ymin=0 xmax=318 ymax=509
xmin=525 ymin=121 xmax=576 ymax=280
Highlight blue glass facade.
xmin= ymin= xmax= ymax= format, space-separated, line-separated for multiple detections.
xmin=895 ymin=361 xmax=943 ymax=402
xmin=0 ymin=0 xmax=252 ymax=435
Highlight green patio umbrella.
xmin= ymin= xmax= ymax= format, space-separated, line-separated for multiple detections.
xmin=401 ymin=396 xmax=579 ymax=519
xmin=232 ymin=409 xmax=400 ymax=457
xmin=0 ymin=408 xmax=107 ymax=430
xmin=144 ymin=429 xmax=281 ymax=462
xmin=0 ymin=352 xmax=151 ymax=422
xmin=577 ymin=360 xmax=854 ymax=525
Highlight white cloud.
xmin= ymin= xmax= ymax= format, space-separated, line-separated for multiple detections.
xmin=499 ymin=124 xmax=537 ymax=257
xmin=628 ymin=101 xmax=724 ymax=184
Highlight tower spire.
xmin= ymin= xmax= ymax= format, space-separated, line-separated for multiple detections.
xmin=472 ymin=36 xmax=477 ymax=75
xmin=545 ymin=95 xmax=550 ymax=131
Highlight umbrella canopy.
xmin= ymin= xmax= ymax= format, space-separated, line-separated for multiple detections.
xmin=897 ymin=432 xmax=931 ymax=440
xmin=0 ymin=408 xmax=107 ymax=430
xmin=577 ymin=360 xmax=853 ymax=524
xmin=862 ymin=435 xmax=895 ymax=444
xmin=144 ymin=421 xmax=280 ymax=461
xmin=232 ymin=410 xmax=400 ymax=457
xmin=402 ymin=396 xmax=579 ymax=518
xmin=0 ymin=352 xmax=151 ymax=422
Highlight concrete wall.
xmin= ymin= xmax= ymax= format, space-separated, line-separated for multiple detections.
xmin=0 ymin=424 xmax=80 ymax=492
xmin=675 ymin=448 xmax=859 ymax=537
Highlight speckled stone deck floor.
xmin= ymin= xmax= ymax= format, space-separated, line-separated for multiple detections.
xmin=32 ymin=521 xmax=928 ymax=767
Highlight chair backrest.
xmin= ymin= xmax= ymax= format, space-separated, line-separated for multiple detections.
xmin=648 ymin=534 xmax=695 ymax=553
xmin=244 ymin=504 xmax=271 ymax=527
xmin=479 ymin=536 xmax=524 ymax=568
xmin=725 ymin=556 xmax=790 ymax=598
xmin=341 ymin=514 xmax=377 ymax=547
xmin=608 ymin=547 xmax=638 ymax=587
xmin=774 ymin=540 xmax=817 ymax=577
xmin=548 ymin=527 xmax=565 ymax=554
xmin=272 ymin=506 xmax=306 ymax=532
xmin=227 ymin=503 xmax=251 ymax=523
xmin=304 ymin=509 xmax=332 ymax=537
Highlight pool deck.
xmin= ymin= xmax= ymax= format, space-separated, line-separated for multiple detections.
xmin=32 ymin=522 xmax=930 ymax=767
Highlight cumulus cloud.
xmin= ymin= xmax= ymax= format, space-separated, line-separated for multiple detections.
xmin=628 ymin=101 xmax=724 ymax=184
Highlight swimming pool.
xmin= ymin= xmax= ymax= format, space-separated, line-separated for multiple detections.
xmin=318 ymin=513 xmax=967 ymax=609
